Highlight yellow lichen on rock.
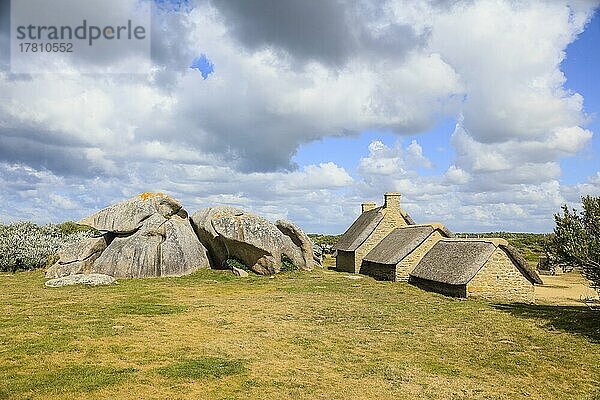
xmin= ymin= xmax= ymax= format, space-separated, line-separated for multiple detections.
xmin=139 ymin=192 xmax=165 ymax=201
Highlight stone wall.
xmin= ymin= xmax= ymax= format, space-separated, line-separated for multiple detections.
xmin=409 ymin=276 xmax=467 ymax=298
xmin=467 ymin=247 xmax=535 ymax=303
xmin=359 ymin=260 xmax=395 ymax=281
xmin=352 ymin=208 xmax=409 ymax=273
xmin=395 ymin=230 xmax=444 ymax=282
xmin=335 ymin=250 xmax=355 ymax=273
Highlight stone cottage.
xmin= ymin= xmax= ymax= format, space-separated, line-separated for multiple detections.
xmin=335 ymin=193 xmax=415 ymax=273
xmin=360 ymin=223 xmax=453 ymax=282
xmin=409 ymin=239 xmax=543 ymax=302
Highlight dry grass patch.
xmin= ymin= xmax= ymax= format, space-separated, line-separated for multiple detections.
xmin=0 ymin=268 xmax=599 ymax=399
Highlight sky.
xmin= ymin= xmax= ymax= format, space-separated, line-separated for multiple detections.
xmin=0 ymin=0 xmax=599 ymax=234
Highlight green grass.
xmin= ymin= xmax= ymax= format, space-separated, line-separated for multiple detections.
xmin=110 ymin=299 xmax=187 ymax=316
xmin=0 ymin=269 xmax=599 ymax=399
xmin=157 ymin=357 xmax=245 ymax=379
xmin=0 ymin=365 xmax=135 ymax=397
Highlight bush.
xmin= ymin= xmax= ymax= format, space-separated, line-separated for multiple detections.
xmin=280 ymin=254 xmax=298 ymax=272
xmin=548 ymin=196 xmax=600 ymax=294
xmin=56 ymin=221 xmax=98 ymax=236
xmin=0 ymin=222 xmax=92 ymax=273
xmin=222 ymin=258 xmax=249 ymax=272
xmin=308 ymin=234 xmax=340 ymax=246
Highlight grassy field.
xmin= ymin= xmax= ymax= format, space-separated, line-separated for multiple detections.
xmin=1 ymin=264 xmax=599 ymax=399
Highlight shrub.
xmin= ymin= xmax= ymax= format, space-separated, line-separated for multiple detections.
xmin=223 ymin=257 xmax=250 ymax=272
xmin=548 ymin=196 xmax=600 ymax=294
xmin=308 ymin=234 xmax=340 ymax=246
xmin=56 ymin=221 xmax=98 ymax=236
xmin=280 ymin=254 xmax=298 ymax=272
xmin=0 ymin=222 xmax=92 ymax=273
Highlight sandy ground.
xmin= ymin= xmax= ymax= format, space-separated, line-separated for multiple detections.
xmin=536 ymin=271 xmax=599 ymax=305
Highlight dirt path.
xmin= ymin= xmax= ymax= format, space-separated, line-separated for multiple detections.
xmin=536 ymin=271 xmax=599 ymax=306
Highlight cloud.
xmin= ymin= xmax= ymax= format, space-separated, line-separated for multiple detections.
xmin=286 ymin=162 xmax=353 ymax=190
xmin=428 ymin=0 xmax=593 ymax=141
xmin=211 ymin=0 xmax=355 ymax=67
xmin=49 ymin=193 xmax=78 ymax=210
xmin=444 ymin=165 xmax=470 ymax=185
xmin=210 ymin=0 xmax=426 ymax=67
xmin=565 ymin=172 xmax=600 ymax=201
xmin=0 ymin=159 xmax=355 ymax=232
xmin=358 ymin=139 xmax=433 ymax=177
xmin=0 ymin=0 xmax=598 ymax=235
xmin=0 ymin=0 xmax=10 ymax=74
xmin=1 ymin=0 xmax=462 ymax=174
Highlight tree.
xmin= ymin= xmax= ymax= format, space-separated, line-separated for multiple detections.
xmin=549 ymin=195 xmax=600 ymax=294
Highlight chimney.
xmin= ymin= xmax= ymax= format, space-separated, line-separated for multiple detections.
xmin=384 ymin=192 xmax=401 ymax=210
xmin=361 ymin=202 xmax=377 ymax=213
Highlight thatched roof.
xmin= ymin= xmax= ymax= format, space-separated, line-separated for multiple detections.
xmin=500 ymin=244 xmax=543 ymax=284
xmin=335 ymin=205 xmax=416 ymax=253
xmin=335 ymin=207 xmax=384 ymax=252
xmin=363 ymin=225 xmax=448 ymax=265
xmin=432 ymin=223 xmax=454 ymax=238
xmin=410 ymin=240 xmax=497 ymax=285
xmin=410 ymin=239 xmax=543 ymax=286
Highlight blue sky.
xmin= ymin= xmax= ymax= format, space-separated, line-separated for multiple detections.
xmin=292 ymin=118 xmax=457 ymax=179
xmin=560 ymin=11 xmax=600 ymax=184
xmin=1 ymin=0 xmax=599 ymax=234
xmin=190 ymin=54 xmax=215 ymax=79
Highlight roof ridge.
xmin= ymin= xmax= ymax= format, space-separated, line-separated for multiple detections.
xmin=334 ymin=207 xmax=385 ymax=252
xmin=401 ymin=223 xmax=439 ymax=228
xmin=438 ymin=237 xmax=508 ymax=246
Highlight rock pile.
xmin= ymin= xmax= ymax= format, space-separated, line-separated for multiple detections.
xmin=191 ymin=206 xmax=317 ymax=275
xmin=46 ymin=193 xmax=319 ymax=281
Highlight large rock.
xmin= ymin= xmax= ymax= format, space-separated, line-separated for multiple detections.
xmin=213 ymin=211 xmax=298 ymax=275
xmin=45 ymin=235 xmax=111 ymax=279
xmin=92 ymin=214 xmax=165 ymax=278
xmin=78 ymin=192 xmax=184 ymax=233
xmin=276 ymin=219 xmax=318 ymax=269
xmin=48 ymin=193 xmax=209 ymax=279
xmin=190 ymin=206 xmax=243 ymax=269
xmin=160 ymin=215 xmax=210 ymax=276
xmin=45 ymin=274 xmax=116 ymax=288
xmin=191 ymin=207 xmax=313 ymax=275
xmin=312 ymin=243 xmax=323 ymax=266
xmin=92 ymin=214 xmax=209 ymax=278
xmin=49 ymin=194 xmax=313 ymax=280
